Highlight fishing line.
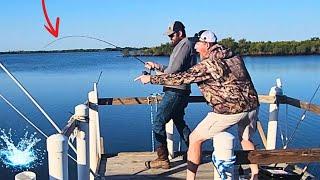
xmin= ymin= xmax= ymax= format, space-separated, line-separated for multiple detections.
xmin=284 ymin=83 xmax=320 ymax=149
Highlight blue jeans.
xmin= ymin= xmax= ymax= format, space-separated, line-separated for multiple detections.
xmin=152 ymin=90 xmax=191 ymax=148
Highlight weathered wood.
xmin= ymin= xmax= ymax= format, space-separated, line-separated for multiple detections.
xmin=99 ymin=152 xmax=224 ymax=179
xmin=98 ymin=95 xmax=320 ymax=115
xmin=283 ymin=96 xmax=320 ymax=115
xmin=100 ymin=137 xmax=104 ymax=154
xmin=98 ymin=94 xmax=277 ymax=105
xmin=98 ymin=96 xmax=162 ymax=105
xmin=256 ymin=120 xmax=267 ymax=149
xmin=258 ymin=95 xmax=277 ymax=104
xmin=98 ymin=152 xmax=315 ymax=179
xmin=61 ymin=117 xmax=77 ymax=137
xmin=234 ymin=148 xmax=320 ymax=165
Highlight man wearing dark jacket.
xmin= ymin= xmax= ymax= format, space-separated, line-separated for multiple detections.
xmin=143 ymin=21 xmax=197 ymax=169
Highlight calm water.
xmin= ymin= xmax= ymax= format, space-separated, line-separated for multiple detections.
xmin=0 ymin=52 xmax=319 ymax=179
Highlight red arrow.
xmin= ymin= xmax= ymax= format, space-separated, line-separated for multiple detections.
xmin=42 ymin=0 xmax=60 ymax=38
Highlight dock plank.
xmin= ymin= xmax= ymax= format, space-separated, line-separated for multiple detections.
xmin=99 ymin=152 xmax=216 ymax=179
xmin=97 ymin=152 xmax=315 ymax=179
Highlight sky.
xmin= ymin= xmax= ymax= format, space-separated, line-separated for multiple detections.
xmin=0 ymin=0 xmax=319 ymax=52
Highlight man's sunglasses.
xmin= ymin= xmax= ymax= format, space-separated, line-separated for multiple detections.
xmin=168 ymin=33 xmax=176 ymax=38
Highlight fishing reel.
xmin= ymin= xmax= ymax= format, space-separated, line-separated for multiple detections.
xmin=142 ymin=69 xmax=151 ymax=75
xmin=142 ymin=67 xmax=155 ymax=75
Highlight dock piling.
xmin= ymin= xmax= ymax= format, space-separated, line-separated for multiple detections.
xmin=47 ymin=134 xmax=69 ymax=180
xmin=88 ymin=83 xmax=102 ymax=180
xmin=15 ymin=171 xmax=36 ymax=180
xmin=75 ymin=104 xmax=89 ymax=180
xmin=213 ymin=132 xmax=236 ymax=180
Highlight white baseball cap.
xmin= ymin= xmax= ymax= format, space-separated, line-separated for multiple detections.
xmin=199 ymin=30 xmax=217 ymax=43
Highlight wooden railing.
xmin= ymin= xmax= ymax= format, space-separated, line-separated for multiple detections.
xmin=47 ymin=79 xmax=320 ymax=180
xmin=97 ymin=95 xmax=320 ymax=115
xmin=47 ymin=83 xmax=102 ymax=180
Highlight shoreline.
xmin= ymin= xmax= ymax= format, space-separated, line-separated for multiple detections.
xmin=1 ymin=49 xmax=320 ymax=57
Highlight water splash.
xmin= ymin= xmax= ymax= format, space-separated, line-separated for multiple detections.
xmin=0 ymin=129 xmax=45 ymax=171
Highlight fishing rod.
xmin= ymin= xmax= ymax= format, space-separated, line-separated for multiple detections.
xmin=0 ymin=94 xmax=77 ymax=162
xmin=44 ymin=35 xmax=153 ymax=76
xmin=43 ymin=35 xmax=147 ymax=65
xmin=0 ymin=63 xmax=62 ymax=133
xmin=283 ymin=82 xmax=320 ymax=176
xmin=0 ymin=62 xmax=78 ymax=158
xmin=96 ymin=71 xmax=103 ymax=85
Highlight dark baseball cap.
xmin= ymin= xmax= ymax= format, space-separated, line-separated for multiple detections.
xmin=164 ymin=21 xmax=185 ymax=36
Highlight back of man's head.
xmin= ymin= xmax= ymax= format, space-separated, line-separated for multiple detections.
xmin=199 ymin=30 xmax=217 ymax=43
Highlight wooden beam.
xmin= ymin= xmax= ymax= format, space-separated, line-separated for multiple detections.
xmin=98 ymin=96 xmax=162 ymax=105
xmin=98 ymin=94 xmax=278 ymax=105
xmin=98 ymin=95 xmax=320 ymax=115
xmin=256 ymin=120 xmax=267 ymax=149
xmin=258 ymin=95 xmax=277 ymax=104
xmin=283 ymin=96 xmax=320 ymax=115
xmin=234 ymin=148 xmax=320 ymax=165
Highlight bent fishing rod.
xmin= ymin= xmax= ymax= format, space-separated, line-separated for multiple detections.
xmin=44 ymin=35 xmax=147 ymax=65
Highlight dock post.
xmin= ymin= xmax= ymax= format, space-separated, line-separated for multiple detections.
xmin=213 ymin=132 xmax=235 ymax=180
xmin=15 ymin=171 xmax=36 ymax=180
xmin=93 ymin=83 xmax=102 ymax=157
xmin=88 ymin=83 xmax=101 ymax=179
xmin=267 ymin=78 xmax=283 ymax=150
xmin=47 ymin=134 xmax=69 ymax=180
xmin=75 ymin=104 xmax=89 ymax=180
xmin=166 ymin=119 xmax=174 ymax=159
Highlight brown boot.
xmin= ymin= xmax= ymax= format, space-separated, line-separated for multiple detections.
xmin=145 ymin=145 xmax=170 ymax=169
xmin=145 ymin=158 xmax=170 ymax=169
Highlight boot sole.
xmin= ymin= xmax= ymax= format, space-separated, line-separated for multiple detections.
xmin=145 ymin=161 xmax=170 ymax=169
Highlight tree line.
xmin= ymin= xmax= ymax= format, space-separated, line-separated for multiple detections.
xmin=2 ymin=37 xmax=319 ymax=56
xmin=123 ymin=37 xmax=320 ymax=56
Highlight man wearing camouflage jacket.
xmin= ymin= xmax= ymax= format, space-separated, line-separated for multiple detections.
xmin=135 ymin=30 xmax=259 ymax=180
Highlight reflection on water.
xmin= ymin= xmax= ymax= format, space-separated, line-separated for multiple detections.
xmin=0 ymin=52 xmax=319 ymax=178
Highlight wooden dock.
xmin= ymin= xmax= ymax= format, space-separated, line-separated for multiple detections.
xmin=45 ymin=82 xmax=320 ymax=180
xmin=99 ymin=152 xmax=222 ymax=179
xmin=97 ymin=151 xmax=317 ymax=179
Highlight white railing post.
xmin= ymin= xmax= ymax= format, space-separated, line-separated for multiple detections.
xmin=93 ymin=83 xmax=102 ymax=156
xmin=15 ymin=171 xmax=36 ymax=180
xmin=165 ymin=119 xmax=174 ymax=159
xmin=47 ymin=134 xmax=69 ymax=180
xmin=88 ymin=83 xmax=101 ymax=179
xmin=213 ymin=132 xmax=236 ymax=180
xmin=267 ymin=78 xmax=283 ymax=150
xmin=75 ymin=104 xmax=89 ymax=180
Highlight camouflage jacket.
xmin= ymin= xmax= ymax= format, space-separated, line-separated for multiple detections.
xmin=150 ymin=44 xmax=259 ymax=114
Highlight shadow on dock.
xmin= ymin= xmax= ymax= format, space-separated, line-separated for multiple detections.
xmin=98 ymin=152 xmax=215 ymax=179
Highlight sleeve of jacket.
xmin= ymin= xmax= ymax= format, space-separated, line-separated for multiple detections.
xmin=150 ymin=60 xmax=211 ymax=86
xmin=164 ymin=42 xmax=191 ymax=73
